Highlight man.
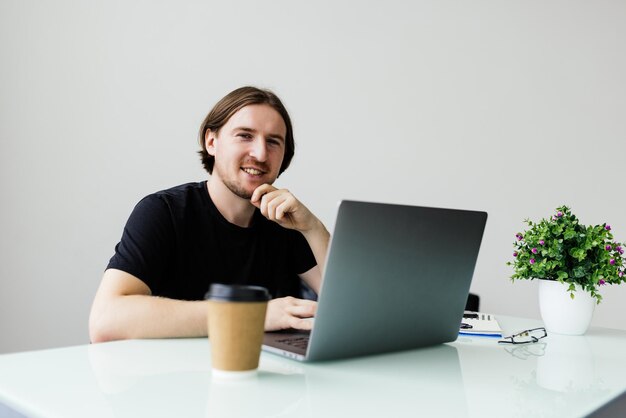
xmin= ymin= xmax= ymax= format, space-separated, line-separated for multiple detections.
xmin=89 ymin=86 xmax=330 ymax=343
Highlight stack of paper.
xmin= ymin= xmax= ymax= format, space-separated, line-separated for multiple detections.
xmin=459 ymin=312 xmax=503 ymax=337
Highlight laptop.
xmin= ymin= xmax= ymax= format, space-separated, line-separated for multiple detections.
xmin=263 ymin=200 xmax=487 ymax=362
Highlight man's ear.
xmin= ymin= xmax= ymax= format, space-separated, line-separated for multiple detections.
xmin=205 ymin=129 xmax=217 ymax=156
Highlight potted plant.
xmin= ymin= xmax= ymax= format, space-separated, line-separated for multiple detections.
xmin=507 ymin=205 xmax=626 ymax=335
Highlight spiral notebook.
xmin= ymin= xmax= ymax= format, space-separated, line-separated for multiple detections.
xmin=459 ymin=312 xmax=503 ymax=337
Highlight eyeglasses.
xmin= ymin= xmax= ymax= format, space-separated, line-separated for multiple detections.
xmin=498 ymin=327 xmax=547 ymax=345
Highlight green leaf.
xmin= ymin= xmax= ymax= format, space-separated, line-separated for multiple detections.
xmin=564 ymin=228 xmax=576 ymax=240
xmin=507 ymin=205 xmax=624 ymax=304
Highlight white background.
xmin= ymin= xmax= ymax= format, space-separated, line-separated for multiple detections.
xmin=1 ymin=0 xmax=625 ymax=354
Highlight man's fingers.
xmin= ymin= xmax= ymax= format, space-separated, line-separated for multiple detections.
xmin=264 ymin=297 xmax=318 ymax=331
xmin=267 ymin=195 xmax=293 ymax=222
xmin=256 ymin=189 xmax=279 ymax=218
xmin=262 ymin=192 xmax=283 ymax=221
xmin=289 ymin=317 xmax=314 ymax=331
xmin=251 ymin=184 xmax=277 ymax=205
xmin=285 ymin=303 xmax=317 ymax=318
xmin=257 ymin=190 xmax=294 ymax=222
xmin=274 ymin=197 xmax=297 ymax=221
xmin=283 ymin=296 xmax=317 ymax=308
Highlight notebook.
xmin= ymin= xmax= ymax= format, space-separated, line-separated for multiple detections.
xmin=262 ymin=200 xmax=488 ymax=362
xmin=459 ymin=312 xmax=503 ymax=337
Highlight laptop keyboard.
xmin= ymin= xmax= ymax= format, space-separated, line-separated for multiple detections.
xmin=276 ymin=335 xmax=310 ymax=349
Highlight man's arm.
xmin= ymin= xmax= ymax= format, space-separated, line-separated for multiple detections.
xmin=298 ymin=222 xmax=329 ymax=293
xmin=90 ymin=185 xmax=329 ymax=343
xmin=89 ymin=268 xmax=319 ymax=342
xmin=89 ymin=269 xmax=208 ymax=343
xmin=251 ymin=184 xmax=331 ymax=287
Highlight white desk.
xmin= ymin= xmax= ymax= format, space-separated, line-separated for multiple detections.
xmin=0 ymin=316 xmax=624 ymax=418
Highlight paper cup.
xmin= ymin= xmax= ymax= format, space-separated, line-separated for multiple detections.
xmin=205 ymin=284 xmax=270 ymax=376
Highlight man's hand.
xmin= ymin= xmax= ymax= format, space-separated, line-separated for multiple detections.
xmin=265 ymin=296 xmax=317 ymax=331
xmin=250 ymin=184 xmax=319 ymax=233
xmin=251 ymin=184 xmax=330 ymax=294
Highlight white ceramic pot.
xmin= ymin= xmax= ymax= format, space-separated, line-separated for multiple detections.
xmin=538 ymin=279 xmax=595 ymax=336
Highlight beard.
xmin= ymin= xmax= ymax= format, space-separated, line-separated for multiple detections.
xmin=213 ymin=159 xmax=274 ymax=200
xmin=222 ymin=176 xmax=254 ymax=200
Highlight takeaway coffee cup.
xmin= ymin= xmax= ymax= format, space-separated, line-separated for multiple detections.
xmin=205 ymin=284 xmax=270 ymax=378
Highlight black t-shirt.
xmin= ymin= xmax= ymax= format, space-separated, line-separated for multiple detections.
xmin=107 ymin=182 xmax=317 ymax=300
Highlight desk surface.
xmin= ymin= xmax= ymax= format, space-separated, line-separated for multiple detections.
xmin=0 ymin=316 xmax=624 ymax=418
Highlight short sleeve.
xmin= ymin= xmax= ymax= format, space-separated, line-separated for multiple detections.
xmin=107 ymin=195 xmax=176 ymax=293
xmin=290 ymin=230 xmax=317 ymax=275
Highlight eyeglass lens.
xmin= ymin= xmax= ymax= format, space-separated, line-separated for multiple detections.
xmin=499 ymin=328 xmax=547 ymax=344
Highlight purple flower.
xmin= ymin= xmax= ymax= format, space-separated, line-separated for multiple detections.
xmin=516 ymin=233 xmax=523 ymax=241
xmin=606 ymin=225 xmax=612 ymax=231
xmin=599 ymin=279 xmax=606 ymax=286
xmin=617 ymin=246 xmax=624 ymax=255
xmin=610 ymin=259 xmax=616 ymax=265
xmin=539 ymin=240 xmax=545 ymax=246
xmin=531 ymin=247 xmax=538 ymax=254
xmin=606 ymin=245 xmax=612 ymax=251
xmin=619 ymin=271 xmax=624 ymax=278
xmin=513 ymin=251 xmax=518 ymax=257
xmin=530 ymin=258 xmax=536 ymax=264
xmin=557 ymin=211 xmax=563 ymax=217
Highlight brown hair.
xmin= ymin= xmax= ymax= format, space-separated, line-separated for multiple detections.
xmin=197 ymin=86 xmax=295 ymax=175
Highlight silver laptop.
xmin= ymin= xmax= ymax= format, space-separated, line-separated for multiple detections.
xmin=263 ymin=200 xmax=487 ymax=362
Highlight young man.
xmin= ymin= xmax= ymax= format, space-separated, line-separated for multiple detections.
xmin=89 ymin=86 xmax=330 ymax=343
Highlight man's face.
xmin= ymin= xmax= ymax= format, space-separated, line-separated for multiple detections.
xmin=206 ymin=104 xmax=287 ymax=200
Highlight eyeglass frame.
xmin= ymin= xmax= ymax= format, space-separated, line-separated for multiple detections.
xmin=498 ymin=327 xmax=547 ymax=345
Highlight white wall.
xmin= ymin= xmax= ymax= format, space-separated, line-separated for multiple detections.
xmin=1 ymin=0 xmax=625 ymax=354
